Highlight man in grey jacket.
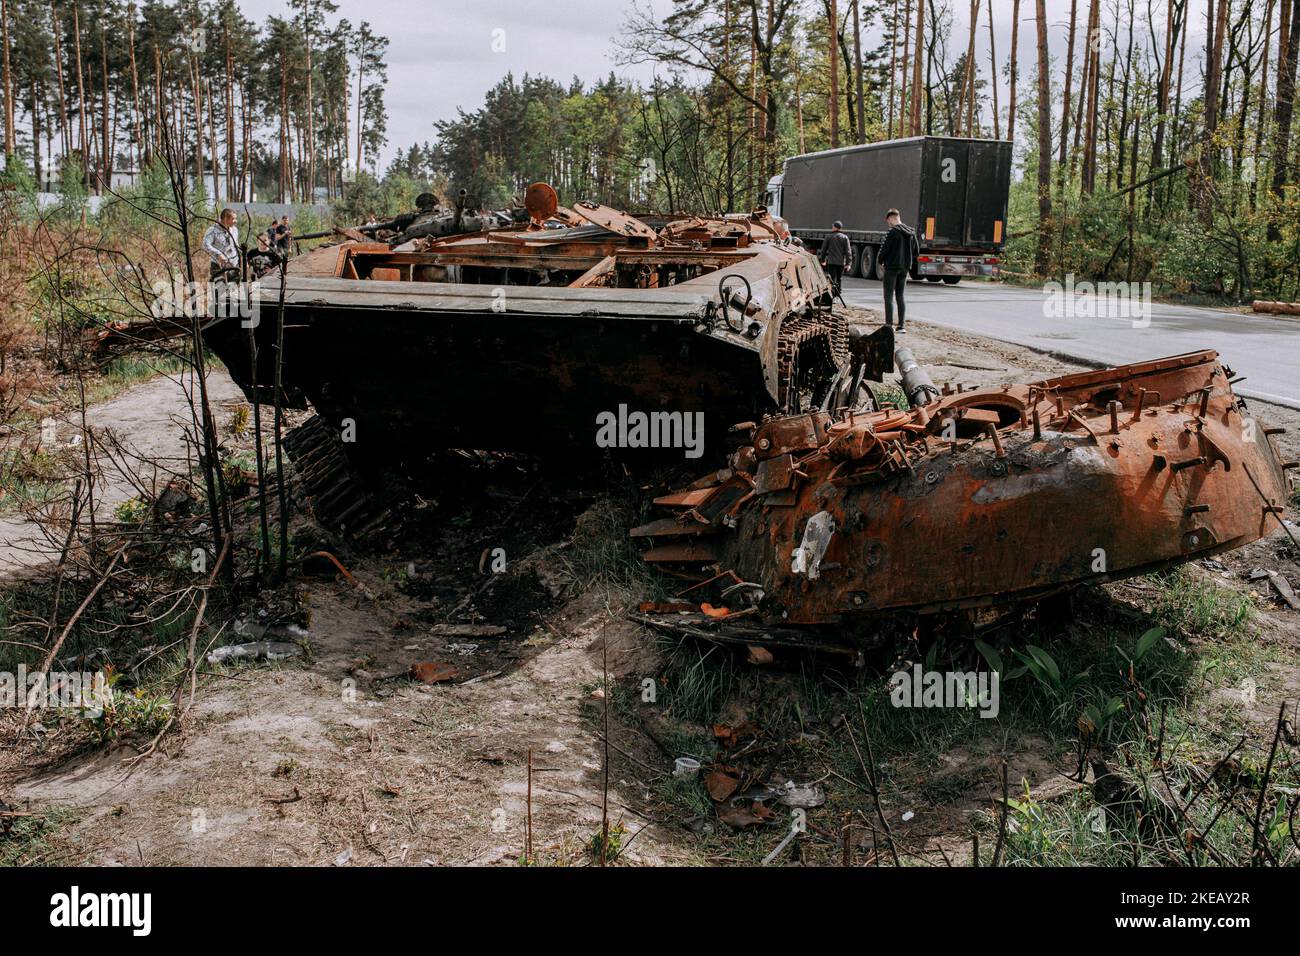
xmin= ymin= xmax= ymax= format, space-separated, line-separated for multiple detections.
xmin=203 ymin=208 xmax=240 ymax=279
xmin=819 ymin=220 xmax=851 ymax=299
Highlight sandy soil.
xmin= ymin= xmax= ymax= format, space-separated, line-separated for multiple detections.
xmin=0 ymin=370 xmax=245 ymax=574
xmin=2 ymin=312 xmax=1296 ymax=866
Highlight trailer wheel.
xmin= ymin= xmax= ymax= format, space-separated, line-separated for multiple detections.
xmin=873 ymin=248 xmax=887 ymax=281
xmin=857 ymin=244 xmax=877 ymax=280
xmin=925 ymin=275 xmax=942 ymax=282
xmin=941 ymin=276 xmax=961 ymax=285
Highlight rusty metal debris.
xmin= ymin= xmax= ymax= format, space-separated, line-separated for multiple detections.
xmin=409 ymin=661 xmax=460 ymax=684
xmin=636 ymin=348 xmax=1294 ymax=633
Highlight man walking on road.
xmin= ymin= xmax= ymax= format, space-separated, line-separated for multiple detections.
xmin=878 ymin=208 xmax=919 ymax=333
xmin=820 ymin=220 xmax=851 ymax=301
xmin=203 ymin=208 xmax=240 ymax=280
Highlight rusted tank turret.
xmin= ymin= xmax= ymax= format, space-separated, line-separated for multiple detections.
xmin=636 ymin=349 xmax=1295 ymax=630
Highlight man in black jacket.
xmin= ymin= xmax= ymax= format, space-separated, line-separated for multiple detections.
xmin=877 ymin=208 xmax=919 ymax=332
xmin=819 ymin=220 xmax=851 ymax=300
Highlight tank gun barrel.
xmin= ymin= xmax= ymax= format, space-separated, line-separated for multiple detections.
xmin=896 ymin=347 xmax=941 ymax=407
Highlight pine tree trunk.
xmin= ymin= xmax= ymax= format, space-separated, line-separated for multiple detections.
xmin=354 ymin=48 xmax=364 ymax=176
xmin=51 ymin=5 xmax=70 ymax=160
xmin=1200 ymin=0 xmax=1229 ymax=221
xmin=1034 ymin=0 xmax=1052 ymax=275
xmin=1269 ymin=0 xmax=1300 ymax=238
xmin=898 ymin=0 xmax=910 ymax=138
xmin=279 ymin=58 xmax=288 ymax=203
xmin=99 ymin=14 xmax=110 ymax=191
xmin=887 ymin=0 xmax=898 ymax=137
xmin=1 ymin=0 xmax=14 ymax=156
xmin=1007 ymin=0 xmax=1020 ymax=145
xmin=225 ymin=23 xmax=235 ymax=201
xmin=304 ymin=14 xmax=315 ymax=201
xmin=909 ymin=0 xmax=924 ymax=135
xmin=828 ymin=0 xmax=839 ymax=148
xmin=961 ymin=0 xmax=977 ymax=135
xmin=1149 ymin=0 xmax=1176 ymax=211
xmin=1058 ymin=0 xmax=1077 ymax=165
xmin=1081 ymin=0 xmax=1100 ymax=193
xmin=986 ymin=0 xmax=999 ymax=138
xmin=73 ymin=2 xmax=89 ymax=187
xmin=127 ymin=15 xmax=142 ymax=172
xmin=853 ymin=0 xmax=864 ymax=143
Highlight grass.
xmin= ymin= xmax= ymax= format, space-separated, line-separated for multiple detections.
xmin=624 ymin=558 xmax=1293 ymax=866
xmin=869 ymin=380 xmax=909 ymax=409
xmin=557 ymin=490 xmax=668 ymax=598
xmin=0 ymin=447 xmax=69 ymax=513
xmin=0 ymin=806 xmax=83 ymax=866
xmin=1146 ymin=567 xmax=1256 ymax=641
xmin=83 ymin=351 xmax=192 ymax=405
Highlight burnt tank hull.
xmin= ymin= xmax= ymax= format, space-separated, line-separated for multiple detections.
xmin=637 ymin=350 xmax=1294 ymax=624
xmin=204 ymin=212 xmax=850 ymax=476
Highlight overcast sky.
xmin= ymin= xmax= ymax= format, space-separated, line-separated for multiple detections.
xmin=234 ymin=0 xmax=1214 ymax=170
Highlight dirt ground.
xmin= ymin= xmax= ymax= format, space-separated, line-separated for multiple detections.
xmin=2 ymin=312 xmax=1297 ymax=866
xmin=0 ymin=370 xmax=245 ymax=574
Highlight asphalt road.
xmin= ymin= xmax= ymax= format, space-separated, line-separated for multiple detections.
xmin=840 ymin=277 xmax=1300 ymax=410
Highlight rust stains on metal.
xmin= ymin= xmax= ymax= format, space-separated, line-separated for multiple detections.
xmin=638 ymin=349 xmax=1293 ymax=628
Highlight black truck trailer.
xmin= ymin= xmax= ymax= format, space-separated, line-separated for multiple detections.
xmin=762 ymin=136 xmax=1012 ymax=284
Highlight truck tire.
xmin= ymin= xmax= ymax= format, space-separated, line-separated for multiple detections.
xmin=873 ymin=248 xmax=887 ymax=281
xmin=942 ymin=276 xmax=961 ymax=285
xmin=925 ymin=275 xmax=942 ymax=282
xmin=857 ymin=244 xmax=877 ymax=280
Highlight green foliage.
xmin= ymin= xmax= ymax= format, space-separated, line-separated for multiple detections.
xmin=0 ymin=806 xmax=81 ymax=867
xmin=81 ymin=674 xmax=174 ymax=745
xmin=587 ymin=820 xmax=628 ymax=860
xmin=113 ymin=497 xmax=151 ymax=526
xmin=1149 ymin=568 xmax=1255 ymax=640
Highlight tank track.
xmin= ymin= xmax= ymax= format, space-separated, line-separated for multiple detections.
xmin=282 ymin=415 xmax=392 ymax=540
xmin=775 ymin=309 xmax=849 ymax=411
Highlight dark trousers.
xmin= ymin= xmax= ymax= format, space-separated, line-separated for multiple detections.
xmin=826 ymin=263 xmax=844 ymax=297
xmin=883 ymin=269 xmax=907 ymax=327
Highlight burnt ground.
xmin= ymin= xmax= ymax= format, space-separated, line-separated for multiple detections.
xmin=1 ymin=308 xmax=1298 ymax=866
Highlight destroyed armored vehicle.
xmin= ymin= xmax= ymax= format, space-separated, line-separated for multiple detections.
xmin=203 ymin=184 xmax=882 ymax=484
xmin=637 ymin=348 xmax=1296 ymax=630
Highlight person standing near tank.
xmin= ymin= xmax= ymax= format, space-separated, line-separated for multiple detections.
xmin=877 ymin=208 xmax=919 ymax=333
xmin=202 ymin=208 xmax=240 ymax=280
xmin=819 ymin=220 xmax=851 ymax=300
